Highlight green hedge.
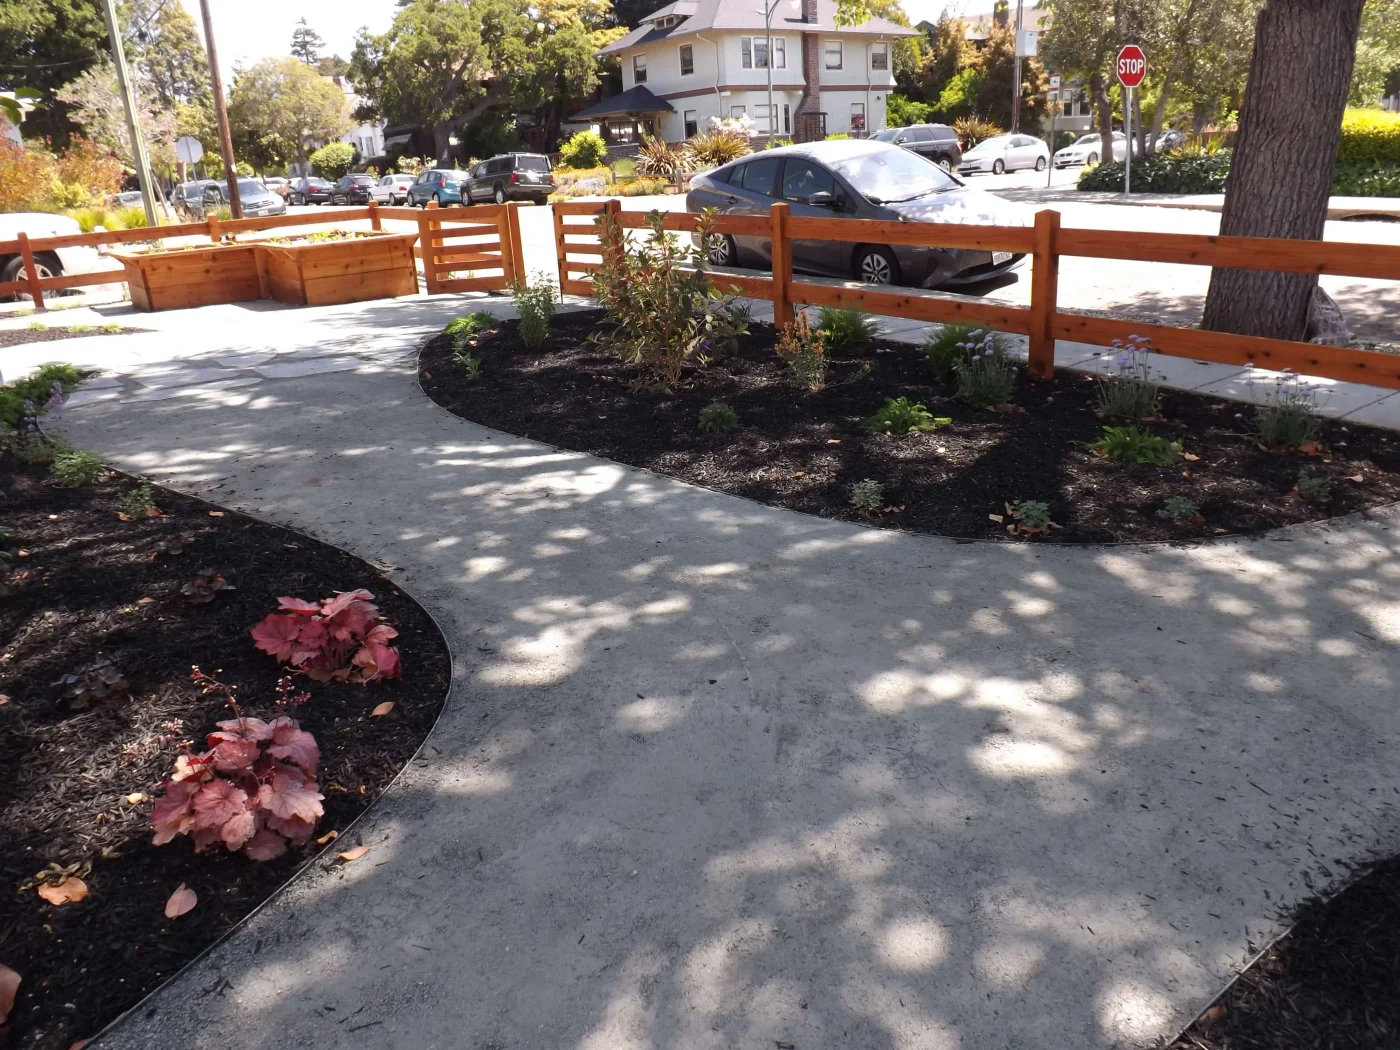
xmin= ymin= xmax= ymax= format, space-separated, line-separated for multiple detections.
xmin=1338 ymin=108 xmax=1400 ymax=164
xmin=1333 ymin=161 xmax=1400 ymax=197
xmin=1079 ymin=148 xmax=1400 ymax=198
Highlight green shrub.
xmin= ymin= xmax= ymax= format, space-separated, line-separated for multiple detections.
xmin=453 ymin=351 xmax=482 ymax=378
xmin=864 ymin=397 xmax=949 ymax=435
xmin=12 ymin=431 xmax=65 ymax=464
xmin=952 ymin=115 xmax=1004 ymax=152
xmin=27 ymin=321 xmax=46 ymax=331
xmin=924 ymin=323 xmax=1012 ymax=384
xmin=551 ymin=166 xmax=613 ymax=189
xmin=1078 ymin=149 xmax=1232 ymax=193
xmin=117 ymin=481 xmax=156 ymax=518
xmin=698 ymin=401 xmax=739 ymax=433
xmin=635 ymin=136 xmax=690 ymax=181
xmin=444 ymin=311 xmax=497 ymax=351
xmin=509 ymin=274 xmax=558 ymax=349
xmin=684 ymin=127 xmax=751 ymax=169
xmin=952 ymin=330 xmax=1018 ymax=407
xmin=1333 ymin=161 xmax=1400 ymax=197
xmin=1009 ymin=499 xmax=1052 ymax=531
xmin=309 ymin=142 xmax=356 ymax=180
xmin=1088 ymin=425 xmax=1181 ymax=465
xmin=886 ymin=93 xmax=931 ymax=128
xmin=775 ymin=311 xmax=827 ymax=391
xmin=51 ymin=448 xmax=103 ymax=486
xmin=851 ymin=478 xmax=885 ymax=512
xmin=1338 ymin=108 xmax=1400 ymax=164
xmin=1251 ymin=370 xmax=1321 ymax=449
xmin=559 ymin=130 xmax=608 ymax=169
xmin=816 ymin=307 xmax=878 ymax=357
xmin=1296 ymin=471 xmax=1331 ymax=502
xmin=100 ymin=322 xmax=123 ymax=334
xmin=113 ymin=204 xmax=147 ymax=229
xmin=1096 ymin=335 xmax=1161 ymax=420
xmin=0 ymin=362 xmax=84 ymax=428
xmin=615 ymin=177 xmax=670 ymax=196
xmin=1160 ymin=495 xmax=1200 ymax=523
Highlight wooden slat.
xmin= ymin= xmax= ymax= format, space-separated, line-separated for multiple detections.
xmin=791 ymin=280 xmax=1034 ymax=334
xmin=376 ymin=206 xmax=426 ymax=221
xmin=711 ymin=273 xmax=776 ymax=300
xmin=434 ymin=248 xmax=504 ymax=267
xmin=430 ymin=259 xmax=505 ymax=277
xmin=554 ymin=201 xmax=607 ymax=216
xmin=1057 ymin=227 xmax=1400 ymax=280
xmin=223 ymin=209 xmax=372 ymax=234
xmin=785 ymin=215 xmax=1036 ymax=253
xmin=1051 ymin=312 xmax=1400 ymax=389
xmin=436 ymin=275 xmax=510 ymax=293
xmin=429 ymin=228 xmax=500 ymax=243
xmin=432 ymin=204 xmax=504 ymax=222
xmin=33 ymin=269 xmax=127 ymax=292
xmin=614 ymin=211 xmax=771 ymax=238
xmin=562 ymin=259 xmax=604 ymax=274
xmin=0 ymin=222 xmax=209 ymax=255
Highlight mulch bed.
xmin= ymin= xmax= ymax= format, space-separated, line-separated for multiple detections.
xmin=1169 ymin=855 xmax=1400 ymax=1050
xmin=0 ymin=457 xmax=451 ymax=1049
xmin=419 ymin=310 xmax=1400 ymax=543
xmin=0 ymin=328 xmax=143 ymax=349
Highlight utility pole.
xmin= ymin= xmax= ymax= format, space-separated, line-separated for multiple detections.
xmin=199 ymin=0 xmax=243 ymax=219
xmin=98 ymin=0 xmax=159 ymax=227
xmin=1010 ymin=0 xmax=1024 ymax=133
xmin=763 ymin=0 xmax=780 ymax=147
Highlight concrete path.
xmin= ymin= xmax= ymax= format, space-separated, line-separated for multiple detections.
xmin=47 ymin=297 xmax=1400 ymax=1050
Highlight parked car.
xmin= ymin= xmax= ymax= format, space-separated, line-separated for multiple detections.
xmin=174 ymin=179 xmax=220 ymax=219
xmin=371 ymin=173 xmax=416 ymax=205
xmin=1155 ymin=129 xmax=1187 ymax=152
xmin=0 ymin=213 xmax=108 ymax=300
xmin=115 ymin=189 xmax=144 ymax=206
xmin=196 ymin=178 xmax=287 ymax=218
xmin=1054 ymin=131 xmax=1129 ymax=168
xmin=330 ymin=173 xmax=377 ymax=205
xmin=262 ymin=176 xmax=290 ymax=196
xmin=407 ymin=168 xmax=470 ymax=207
xmin=686 ymin=140 xmax=1031 ymax=289
xmin=869 ymin=124 xmax=962 ymax=171
xmin=957 ymin=134 xmax=1051 ymax=175
xmin=287 ymin=177 xmax=334 ymax=205
xmin=463 ymin=153 xmax=555 ymax=205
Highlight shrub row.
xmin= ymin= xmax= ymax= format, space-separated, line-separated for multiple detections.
xmin=1079 ymin=147 xmax=1400 ymax=198
xmin=1339 ymin=108 xmax=1400 ymax=165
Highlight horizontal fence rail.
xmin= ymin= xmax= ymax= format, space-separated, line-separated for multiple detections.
xmin=551 ymin=199 xmax=1400 ymax=390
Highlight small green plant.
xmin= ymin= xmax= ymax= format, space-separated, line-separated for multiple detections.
xmin=27 ymin=321 xmax=47 ymax=331
xmin=100 ymin=322 xmax=122 ymax=334
xmin=1296 ymin=471 xmax=1332 ymax=502
xmin=14 ymin=306 xmax=34 ymax=317
xmin=924 ymin=323 xmax=1012 ymax=383
xmin=509 ymin=274 xmax=558 ymax=349
xmin=453 ymin=351 xmax=482 ymax=378
xmin=851 ymin=478 xmax=885 ymax=513
xmin=11 ymin=431 xmax=65 ymax=465
xmin=1249 ymin=369 xmax=1321 ymax=449
xmin=698 ymin=401 xmax=739 ymax=433
xmin=444 ymin=311 xmax=497 ymax=348
xmin=1096 ymin=335 xmax=1162 ymax=420
xmin=816 ymin=307 xmax=878 ymax=357
xmin=67 ymin=324 xmax=93 ymax=334
xmin=864 ymin=397 xmax=949 ymax=436
xmin=1009 ymin=499 xmax=1053 ymax=533
xmin=775 ymin=312 xmax=827 ymax=391
xmin=1089 ymin=426 xmax=1182 ymax=465
xmin=117 ymin=481 xmax=157 ymax=518
xmin=1159 ymin=495 xmax=1201 ymax=523
xmin=50 ymin=448 xmax=103 ymax=486
xmin=953 ymin=329 xmax=1018 ymax=408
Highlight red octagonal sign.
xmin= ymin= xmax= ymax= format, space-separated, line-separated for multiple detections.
xmin=1117 ymin=45 xmax=1147 ymax=88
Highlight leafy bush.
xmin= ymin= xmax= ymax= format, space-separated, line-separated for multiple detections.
xmin=952 ymin=116 xmax=1004 ymax=153
xmin=445 ymin=312 xmax=496 ymax=346
xmin=591 ymin=209 xmax=749 ymax=390
xmin=1296 ymin=471 xmax=1331 ymax=502
xmin=1338 ymin=108 xmax=1400 ymax=164
xmin=309 ymin=141 xmax=356 ymax=180
xmin=54 ymin=656 xmax=128 ymax=709
xmin=953 ymin=330 xmax=1017 ymax=407
xmin=1078 ymin=148 xmax=1232 ymax=193
xmin=0 ymin=138 xmax=59 ymax=212
xmin=851 ymin=478 xmax=885 ymax=512
xmin=1333 ymin=161 xmax=1400 ymax=197
xmin=615 ymin=177 xmax=670 ymax=196
xmin=1096 ymin=335 xmax=1162 ymax=420
xmin=251 ymin=589 xmax=401 ymax=683
xmin=886 ymin=93 xmax=932 ymax=127
xmin=53 ymin=136 xmax=124 ymax=205
xmin=775 ymin=311 xmax=828 ymax=391
xmin=635 ymin=136 xmax=690 ymax=181
xmin=1009 ymin=499 xmax=1052 ymax=532
xmin=151 ymin=671 xmax=323 ymax=861
xmin=113 ymin=204 xmax=147 ymax=229
xmin=1088 ymin=425 xmax=1182 ymax=465
xmin=684 ymin=127 xmax=752 ymax=169
xmin=454 ymin=352 xmax=482 ymax=378
xmin=816 ymin=307 xmax=878 ymax=357
xmin=864 ymin=397 xmax=949 ymax=435
xmin=559 ymin=130 xmax=608 ymax=169
xmin=924 ymin=323 xmax=1012 ymax=384
xmin=509 ymin=273 xmax=558 ymax=348
xmin=698 ymin=401 xmax=739 ymax=433
xmin=0 ymin=362 xmax=83 ymax=428
xmin=51 ymin=449 xmax=103 ymax=486
xmin=551 ymin=165 xmax=613 ymax=189
xmin=1160 ymin=495 xmax=1201 ymax=523
xmin=117 ymin=482 xmax=157 ymax=519
xmin=1250 ymin=369 xmax=1321 ymax=449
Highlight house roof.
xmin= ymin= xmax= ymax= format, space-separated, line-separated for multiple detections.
xmin=571 ymin=85 xmax=677 ymax=119
xmin=598 ymin=0 xmax=917 ymax=55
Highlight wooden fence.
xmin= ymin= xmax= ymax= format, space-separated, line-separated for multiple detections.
xmin=553 ymin=199 xmax=1400 ymax=389
xmin=0 ymin=200 xmax=522 ymax=308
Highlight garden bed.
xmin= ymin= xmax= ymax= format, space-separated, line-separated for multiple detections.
xmin=418 ymin=310 xmax=1400 ymax=544
xmin=0 ymin=456 xmax=451 ymax=1049
xmin=0 ymin=325 xmax=143 ymax=349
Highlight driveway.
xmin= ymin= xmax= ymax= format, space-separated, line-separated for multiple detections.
xmin=48 ymin=297 xmax=1400 ymax=1050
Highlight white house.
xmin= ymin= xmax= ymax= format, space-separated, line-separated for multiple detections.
xmin=327 ymin=75 xmax=385 ymax=160
xmin=581 ymin=0 xmax=916 ymax=144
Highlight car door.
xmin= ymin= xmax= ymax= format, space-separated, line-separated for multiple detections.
xmin=779 ymin=157 xmax=851 ymax=276
xmin=409 ymin=171 xmax=430 ymax=205
xmin=717 ymin=156 xmax=780 ymax=263
xmin=906 ymin=127 xmax=936 ymax=161
xmin=466 ymin=163 xmax=487 ymax=201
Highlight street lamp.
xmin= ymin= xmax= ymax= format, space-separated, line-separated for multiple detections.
xmin=761 ymin=0 xmax=782 ymax=147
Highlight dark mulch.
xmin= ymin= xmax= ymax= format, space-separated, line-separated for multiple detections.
xmin=0 ymin=457 xmax=451 ymax=1049
xmin=1169 ymin=856 xmax=1400 ymax=1050
xmin=0 ymin=327 xmax=143 ymax=349
xmin=419 ymin=310 xmax=1400 ymax=543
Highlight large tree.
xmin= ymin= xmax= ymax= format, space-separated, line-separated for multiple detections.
xmin=1352 ymin=0 xmax=1400 ymax=103
xmin=290 ymin=18 xmax=326 ymax=66
xmin=57 ymin=57 xmax=178 ymax=174
xmin=1039 ymin=0 xmax=1119 ymax=161
xmin=905 ymin=12 xmax=974 ymax=105
xmin=227 ymin=56 xmax=352 ymax=173
xmin=1201 ymin=0 xmax=1367 ymax=341
xmin=122 ymin=0 xmax=210 ymax=109
xmin=0 ymin=0 xmax=107 ymax=143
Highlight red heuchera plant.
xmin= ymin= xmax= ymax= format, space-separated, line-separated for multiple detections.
xmin=150 ymin=671 xmax=324 ymax=861
xmin=250 ymin=589 xmax=400 ymax=683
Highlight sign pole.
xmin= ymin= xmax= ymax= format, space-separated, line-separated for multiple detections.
xmin=99 ymin=0 xmax=159 ymax=227
xmin=1115 ymin=45 xmax=1146 ymax=199
xmin=1124 ymin=86 xmax=1132 ymax=196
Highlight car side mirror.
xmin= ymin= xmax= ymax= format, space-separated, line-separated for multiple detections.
xmin=806 ymin=190 xmax=837 ymax=207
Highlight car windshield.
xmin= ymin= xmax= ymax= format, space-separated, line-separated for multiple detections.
xmin=1073 ymin=135 xmax=1099 ymax=146
xmin=968 ymin=136 xmax=1011 ymax=152
xmin=870 ymin=128 xmax=899 ymax=142
xmin=236 ymin=178 xmax=270 ymax=197
xmin=518 ymin=155 xmax=550 ymax=172
xmin=830 ymin=148 xmax=959 ymax=205
xmin=352 ymin=175 xmax=375 ymax=184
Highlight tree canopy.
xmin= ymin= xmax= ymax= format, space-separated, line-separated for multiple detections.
xmin=290 ymin=18 xmax=326 ymax=65
xmin=227 ymin=56 xmax=352 ymax=171
xmin=0 ymin=0 xmax=108 ymax=143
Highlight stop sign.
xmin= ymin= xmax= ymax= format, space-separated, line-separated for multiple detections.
xmin=1117 ymin=45 xmax=1147 ymax=88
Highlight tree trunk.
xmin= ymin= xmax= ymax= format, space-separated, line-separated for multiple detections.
xmin=1201 ymin=0 xmax=1366 ymax=341
xmin=1091 ymin=70 xmax=1114 ymax=162
xmin=433 ymin=120 xmax=453 ymax=165
xmin=1131 ymin=85 xmax=1146 ymax=159
xmin=1147 ymin=59 xmax=1178 ymax=157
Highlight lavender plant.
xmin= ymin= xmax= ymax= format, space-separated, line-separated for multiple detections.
xmin=1096 ymin=335 xmax=1162 ymax=420
xmin=953 ymin=330 xmax=1018 ymax=407
xmin=1248 ymin=367 xmax=1322 ymax=449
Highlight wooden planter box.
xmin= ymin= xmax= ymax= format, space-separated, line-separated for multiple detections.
xmin=111 ymin=243 xmax=262 ymax=312
xmin=255 ymin=232 xmax=417 ymax=307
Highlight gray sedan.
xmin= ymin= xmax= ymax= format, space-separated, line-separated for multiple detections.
xmin=686 ymin=140 xmax=1030 ymax=289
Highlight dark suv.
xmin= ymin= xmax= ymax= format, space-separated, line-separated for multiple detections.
xmin=464 ymin=153 xmax=555 ymax=205
xmin=331 ymin=174 xmax=377 ymax=205
xmin=870 ymin=124 xmax=962 ymax=171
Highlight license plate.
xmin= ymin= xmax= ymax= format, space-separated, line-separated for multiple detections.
xmin=993 ymin=251 xmax=1012 ymax=265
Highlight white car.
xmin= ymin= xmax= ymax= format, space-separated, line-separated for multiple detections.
xmin=957 ymin=134 xmax=1051 ymax=175
xmin=1054 ymin=131 xmax=1130 ymax=168
xmin=0 ymin=213 xmax=107 ymax=300
xmin=371 ymin=173 xmax=417 ymax=205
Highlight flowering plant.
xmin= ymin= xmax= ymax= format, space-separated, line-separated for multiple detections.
xmin=251 ymin=589 xmax=401 ymax=683
xmin=1096 ymin=335 xmax=1162 ymax=420
xmin=1246 ymin=366 xmax=1323 ymax=450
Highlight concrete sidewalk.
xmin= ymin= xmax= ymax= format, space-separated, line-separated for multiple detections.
xmin=52 ymin=298 xmax=1400 ymax=1050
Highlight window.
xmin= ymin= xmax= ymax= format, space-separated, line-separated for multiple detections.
xmin=679 ymin=44 xmax=694 ymax=76
xmin=824 ymin=39 xmax=842 ymax=69
xmin=755 ymin=104 xmax=776 ymax=134
xmin=850 ymin=102 xmax=865 ymax=131
xmin=734 ymin=156 xmax=779 ymax=196
xmin=633 ymin=54 xmax=647 ymax=84
xmin=772 ymin=38 xmax=786 ymax=68
xmin=783 ymin=103 xmax=790 ymax=134
xmin=684 ymin=109 xmax=698 ymax=137
xmin=781 ymin=159 xmax=839 ymax=204
xmin=870 ymin=41 xmax=888 ymax=71
xmin=907 ymin=126 xmax=933 ymax=142
xmin=730 ymin=104 xmax=746 ymax=119
xmin=741 ymin=36 xmax=783 ymax=69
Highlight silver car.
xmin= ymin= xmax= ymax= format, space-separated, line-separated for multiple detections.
xmin=686 ymin=140 xmax=1031 ymax=288
xmin=371 ymin=173 xmax=417 ymax=205
xmin=958 ymin=133 xmax=1051 ymax=175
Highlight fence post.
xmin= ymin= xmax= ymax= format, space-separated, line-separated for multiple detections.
xmin=552 ymin=203 xmax=568 ymax=292
xmin=207 ymin=215 xmax=221 ymax=243
xmin=368 ymin=201 xmax=381 ymax=231
xmin=768 ymin=202 xmax=793 ymax=328
xmin=15 ymin=232 xmax=45 ymax=310
xmin=420 ymin=200 xmax=440 ymax=296
xmin=503 ymin=201 xmax=524 ymax=286
xmin=1027 ymin=208 xmax=1060 ymax=379
xmin=600 ymin=199 xmax=623 ymax=282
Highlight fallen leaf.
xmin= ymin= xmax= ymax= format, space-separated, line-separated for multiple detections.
xmin=1181 ymin=452 xmax=1200 ymax=462
xmin=1297 ymin=441 xmax=1321 ymax=456
xmin=988 ymin=513 xmax=1004 ymax=523
xmin=16 ymin=549 xmax=29 ymax=558
xmin=0 ymin=963 xmax=20 ymax=1025
xmin=164 ymin=883 xmax=197 ymax=919
xmin=37 ymin=876 xmax=88 ymax=906
xmin=69 ymin=1041 xmax=90 ymax=1049
xmin=791 ymin=471 xmax=805 ymax=478
xmin=316 ymin=830 xmax=339 ymax=846
xmin=370 ymin=701 xmax=394 ymax=717
xmin=0 ymin=695 xmax=9 ymax=705
xmin=1199 ymin=1004 xmax=1227 ymax=1026
xmin=826 ymin=439 xmax=840 ymax=445
xmin=125 ymin=792 xmax=146 ymax=804
xmin=1349 ymin=474 xmax=1364 ymax=483
xmin=47 ymin=514 xmax=58 ymax=520
xmin=208 ymin=511 xmax=224 ymax=517
xmin=116 ymin=512 xmax=133 ymax=522
xmin=136 ymin=597 xmax=154 ymax=605
xmin=337 ymin=845 xmax=371 ymax=862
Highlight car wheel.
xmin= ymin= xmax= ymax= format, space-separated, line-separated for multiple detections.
xmin=1035 ymin=156 xmax=1047 ymax=172
xmin=433 ymin=192 xmax=444 ymax=207
xmin=2 ymin=251 xmax=62 ymax=300
xmin=854 ymin=246 xmax=900 ymax=286
xmin=1088 ymin=153 xmax=1099 ymax=165
xmin=992 ymin=159 xmax=1005 ymax=175
xmin=493 ymin=185 xmax=506 ymax=205
xmin=707 ymin=234 xmax=737 ymax=267
xmin=937 ymin=155 xmax=953 ymax=171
